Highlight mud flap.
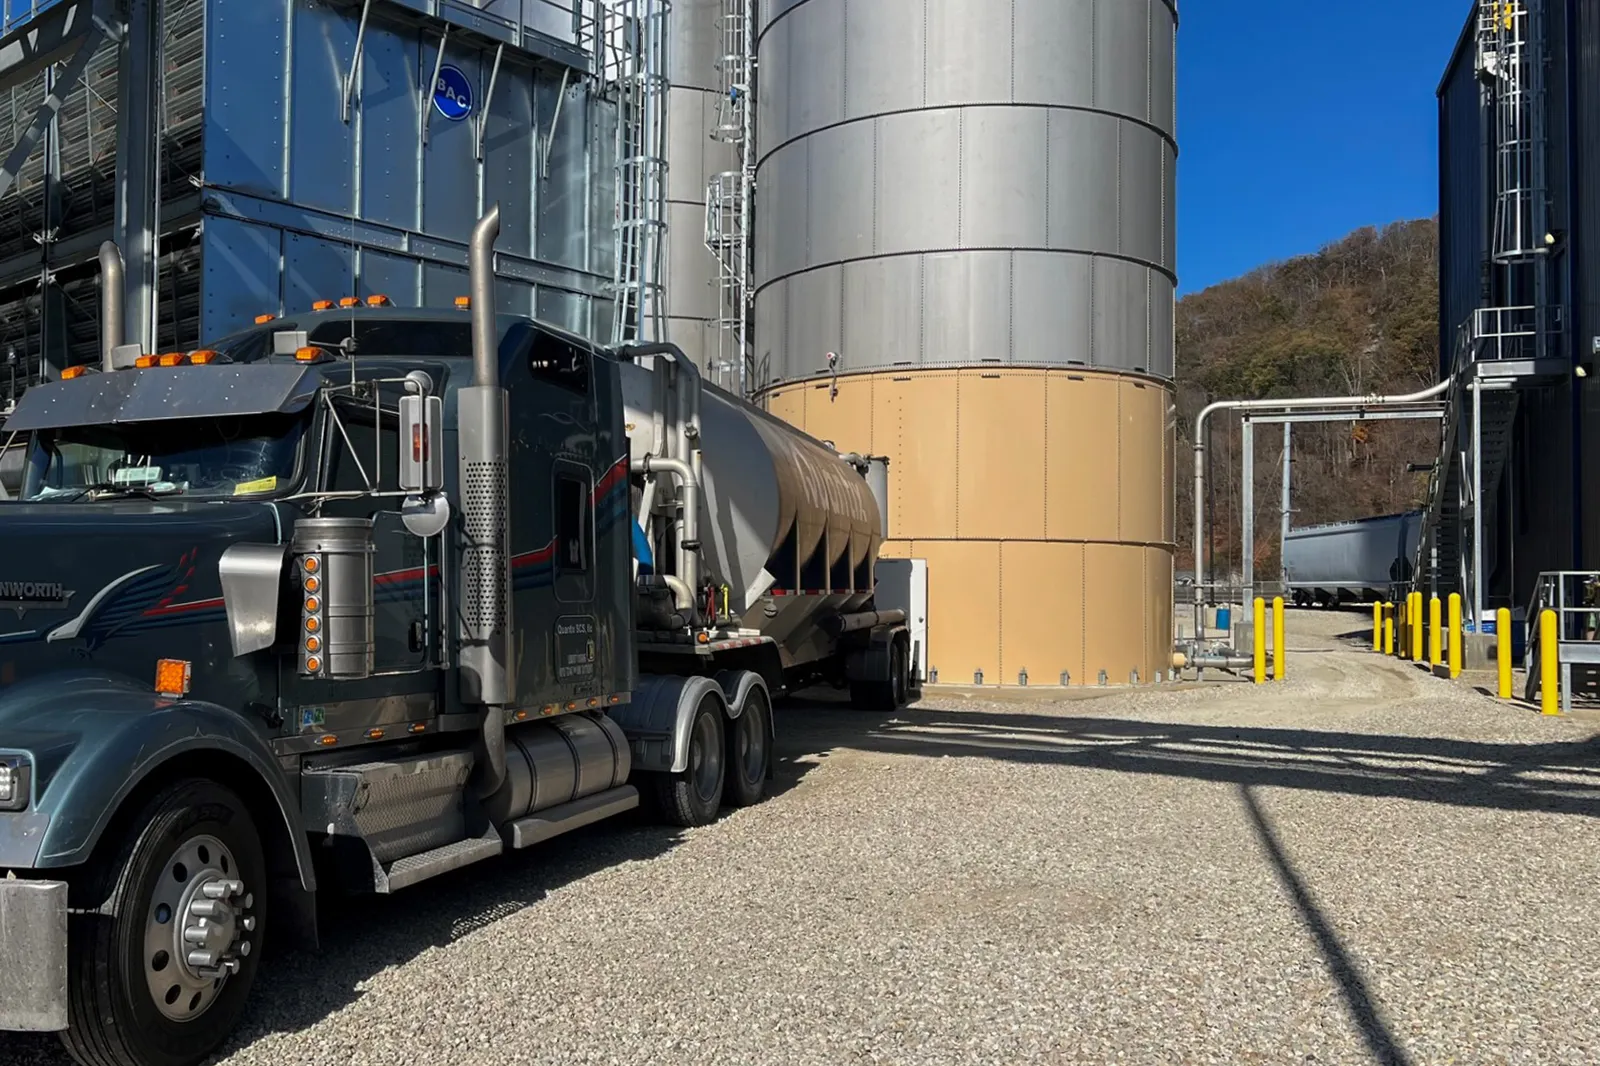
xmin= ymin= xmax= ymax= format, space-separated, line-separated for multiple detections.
xmin=0 ymin=877 xmax=67 ymax=1031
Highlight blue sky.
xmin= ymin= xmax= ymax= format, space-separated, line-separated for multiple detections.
xmin=1177 ymin=1 xmax=1472 ymax=295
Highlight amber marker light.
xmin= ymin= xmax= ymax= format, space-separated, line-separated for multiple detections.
xmin=154 ymin=659 xmax=192 ymax=698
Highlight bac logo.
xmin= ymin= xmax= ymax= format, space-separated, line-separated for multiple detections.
xmin=433 ymin=65 xmax=473 ymax=121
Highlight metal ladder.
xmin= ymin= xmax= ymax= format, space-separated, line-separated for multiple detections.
xmin=606 ymin=0 xmax=669 ymax=347
xmin=1481 ymin=0 xmax=1546 ymax=265
xmin=703 ymin=0 xmax=755 ymax=395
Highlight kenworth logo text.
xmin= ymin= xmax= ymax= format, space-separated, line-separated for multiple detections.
xmin=0 ymin=581 xmax=74 ymax=617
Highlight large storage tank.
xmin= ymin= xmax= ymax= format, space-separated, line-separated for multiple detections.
xmin=753 ymin=0 xmax=1179 ymax=685
xmin=664 ymin=0 xmax=736 ymax=377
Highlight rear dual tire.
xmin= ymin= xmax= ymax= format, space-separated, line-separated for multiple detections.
xmin=651 ymin=686 xmax=773 ymax=826
xmin=851 ymin=638 xmax=909 ymax=711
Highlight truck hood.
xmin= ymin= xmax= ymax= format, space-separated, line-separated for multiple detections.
xmin=0 ymin=501 xmax=282 ymax=658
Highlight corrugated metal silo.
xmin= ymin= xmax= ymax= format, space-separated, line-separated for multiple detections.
xmin=664 ymin=0 xmax=736 ymax=375
xmin=754 ymin=0 xmax=1179 ymax=685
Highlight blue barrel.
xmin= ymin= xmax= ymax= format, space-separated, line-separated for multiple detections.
xmin=1216 ymin=606 xmax=1232 ymax=631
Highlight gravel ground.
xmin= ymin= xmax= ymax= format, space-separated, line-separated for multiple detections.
xmin=6 ymin=608 xmax=1600 ymax=1065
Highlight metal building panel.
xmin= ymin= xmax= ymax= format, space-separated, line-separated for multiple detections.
xmin=666 ymin=199 xmax=719 ymax=321
xmin=757 ymin=7 xmax=791 ymax=148
xmin=360 ymin=248 xmax=422 ymax=306
xmin=1119 ymin=378 xmax=1165 ymax=546
xmin=784 ymin=267 xmax=841 ymax=376
xmin=667 ymin=88 xmax=711 ymax=203
xmin=875 ymin=110 xmax=960 ymax=258
xmin=289 ymin=0 xmax=356 ymax=216
xmin=285 ymin=231 xmax=357 ymax=315
xmin=1083 ymin=543 xmax=1146 ymax=682
xmin=1011 ymin=251 xmax=1092 ymax=366
xmin=483 ymin=63 xmax=535 ymax=259
xmin=1047 ymin=109 xmax=1119 ymax=255
xmin=536 ymin=286 xmax=586 ymax=334
xmin=884 ymin=373 xmax=960 ymax=540
xmin=359 ymin=21 xmax=422 ymax=231
xmin=1162 ymin=143 xmax=1177 ymax=274
xmin=421 ymin=39 xmax=479 ymax=244
xmin=1094 ymin=0 xmax=1151 ymax=123
xmin=201 ymin=216 xmax=284 ymax=342
xmin=1014 ymin=0 xmax=1093 ymax=108
xmin=923 ymin=251 xmax=1012 ymax=369
xmin=1092 ymin=258 xmax=1151 ymax=373
xmin=961 ymin=108 xmax=1048 ymax=251
xmin=586 ymin=89 xmax=617 ymax=279
xmin=842 ymin=0 xmax=924 ymax=122
xmin=1150 ymin=3 xmax=1177 ymax=137
xmin=784 ymin=0 xmax=843 ymax=142
xmin=753 ymin=280 xmax=786 ymax=390
xmin=422 ymin=261 xmax=468 ymax=309
xmin=669 ymin=0 xmax=722 ymax=91
xmin=495 ymin=278 xmax=533 ymax=318
xmin=536 ymin=74 xmax=589 ymax=271
xmin=1120 ymin=124 xmax=1164 ymax=268
xmin=1045 ymin=372 xmax=1119 ymax=542
xmin=806 ymin=121 xmax=875 ymax=268
xmin=205 ymin=0 xmax=288 ymax=198
xmin=841 ymin=257 xmax=923 ymax=373
xmin=1146 ymin=544 xmax=1174 ymax=677
xmin=925 ymin=0 xmax=1011 ymax=108
xmin=1149 ymin=275 xmax=1175 ymax=379
xmin=908 ymin=538 xmax=1000 ymax=685
xmin=764 ymin=141 xmax=808 ymax=282
xmin=958 ymin=372 xmax=1045 ymax=540
xmin=759 ymin=0 xmax=807 ymax=33
xmin=999 ymin=540 xmax=1086 ymax=686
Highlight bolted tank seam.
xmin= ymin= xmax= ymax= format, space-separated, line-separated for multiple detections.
xmin=752 ymin=246 xmax=1179 ymax=301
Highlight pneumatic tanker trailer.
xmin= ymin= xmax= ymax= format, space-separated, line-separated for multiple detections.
xmin=0 ymin=206 xmax=910 ymax=1065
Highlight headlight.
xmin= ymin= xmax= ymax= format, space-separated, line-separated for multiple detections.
xmin=0 ymin=755 xmax=30 ymax=811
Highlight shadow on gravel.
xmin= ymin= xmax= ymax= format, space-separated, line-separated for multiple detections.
xmin=795 ymin=703 xmax=1600 ymax=820
xmin=1241 ymin=785 xmax=1416 ymax=1066
xmin=0 ymin=748 xmax=825 ymax=1066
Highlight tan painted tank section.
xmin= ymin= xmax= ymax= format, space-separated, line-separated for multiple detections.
xmin=765 ymin=368 xmax=1175 ymax=686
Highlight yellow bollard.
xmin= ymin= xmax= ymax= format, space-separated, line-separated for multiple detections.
xmin=1384 ymin=606 xmax=1394 ymax=656
xmin=1448 ymin=593 xmax=1463 ymax=679
xmin=1396 ymin=598 xmax=1407 ymax=659
xmin=1273 ymin=597 xmax=1286 ymax=681
xmin=1540 ymin=608 xmax=1560 ymax=715
xmin=1429 ymin=595 xmax=1442 ymax=668
xmin=1497 ymin=607 xmax=1513 ymax=699
xmin=1372 ymin=602 xmax=1383 ymax=651
xmin=1411 ymin=592 xmax=1425 ymax=662
xmin=1253 ymin=597 xmax=1267 ymax=684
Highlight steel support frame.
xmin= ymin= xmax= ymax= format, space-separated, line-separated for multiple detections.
xmin=1236 ymin=406 xmax=1447 ymax=611
xmin=115 ymin=0 xmax=160 ymax=355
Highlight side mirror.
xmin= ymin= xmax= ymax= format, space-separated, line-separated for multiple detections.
xmin=398 ymin=393 xmax=444 ymax=494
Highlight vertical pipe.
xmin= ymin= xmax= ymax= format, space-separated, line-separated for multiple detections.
xmin=1241 ymin=419 xmax=1254 ymax=609
xmin=1449 ymin=592 xmax=1463 ymax=679
xmin=1373 ymin=602 xmax=1383 ymax=652
xmin=1471 ymin=383 xmax=1485 ymax=625
xmin=1411 ymin=591 xmax=1425 ymax=662
xmin=1540 ymin=608 xmax=1560 ymax=714
xmin=1193 ymin=440 xmax=1206 ymax=639
xmin=1497 ymin=606 xmax=1513 ymax=698
xmin=98 ymin=242 xmax=125 ymax=370
xmin=1272 ymin=596 xmax=1285 ymax=681
xmin=1253 ymin=597 xmax=1266 ymax=684
xmin=1429 ymin=595 xmax=1443 ymax=668
xmin=1280 ymin=423 xmax=1292 ymax=585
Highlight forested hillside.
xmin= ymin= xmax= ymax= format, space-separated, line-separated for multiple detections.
xmin=1175 ymin=219 xmax=1440 ymax=577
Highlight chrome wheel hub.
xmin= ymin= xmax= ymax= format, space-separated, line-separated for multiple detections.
xmin=143 ymin=834 xmax=255 ymax=1022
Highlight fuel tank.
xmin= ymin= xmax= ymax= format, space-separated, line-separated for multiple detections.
xmin=618 ymin=363 xmax=883 ymax=613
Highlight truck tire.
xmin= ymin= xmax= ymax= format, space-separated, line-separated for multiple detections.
xmin=60 ymin=779 xmax=266 ymax=1066
xmin=723 ymin=686 xmax=771 ymax=808
xmin=850 ymin=637 xmax=908 ymax=711
xmin=651 ymin=694 xmax=726 ymax=827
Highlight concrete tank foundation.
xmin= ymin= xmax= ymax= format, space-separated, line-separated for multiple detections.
xmin=764 ymin=366 xmax=1176 ymax=687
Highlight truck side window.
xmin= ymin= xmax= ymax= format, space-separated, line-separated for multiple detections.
xmin=555 ymin=474 xmax=588 ymax=573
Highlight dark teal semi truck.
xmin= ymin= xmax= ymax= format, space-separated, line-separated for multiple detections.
xmin=0 ymin=207 xmax=909 ymax=1066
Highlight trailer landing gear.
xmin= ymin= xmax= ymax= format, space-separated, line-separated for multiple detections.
xmin=61 ymin=780 xmax=265 ymax=1066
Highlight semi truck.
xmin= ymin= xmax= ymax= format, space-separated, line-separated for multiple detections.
xmin=0 ymin=207 xmax=911 ymax=1066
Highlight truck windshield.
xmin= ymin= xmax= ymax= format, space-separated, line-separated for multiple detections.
xmin=20 ymin=412 xmax=306 ymax=501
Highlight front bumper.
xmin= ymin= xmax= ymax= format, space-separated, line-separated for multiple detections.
xmin=0 ymin=878 xmax=68 ymax=1031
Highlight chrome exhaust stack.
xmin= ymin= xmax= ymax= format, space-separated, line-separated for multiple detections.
xmin=98 ymin=241 xmax=125 ymax=372
xmin=458 ymin=204 xmax=511 ymax=797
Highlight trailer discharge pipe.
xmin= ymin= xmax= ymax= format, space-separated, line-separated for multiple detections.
xmin=98 ymin=241 xmax=125 ymax=371
xmin=460 ymin=203 xmax=509 ymax=798
xmin=632 ymin=456 xmax=700 ymax=595
xmin=1191 ymin=378 xmax=1451 ymax=641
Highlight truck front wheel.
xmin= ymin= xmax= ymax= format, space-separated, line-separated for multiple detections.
xmin=651 ymin=694 xmax=725 ymax=827
xmin=61 ymin=779 xmax=266 ymax=1066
